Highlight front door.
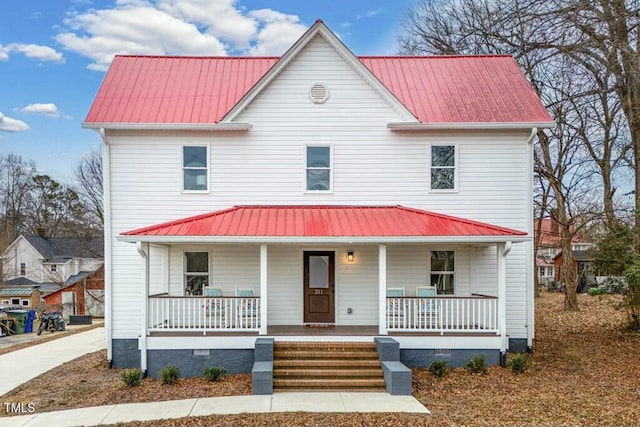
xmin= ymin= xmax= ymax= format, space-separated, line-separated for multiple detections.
xmin=303 ymin=251 xmax=335 ymax=323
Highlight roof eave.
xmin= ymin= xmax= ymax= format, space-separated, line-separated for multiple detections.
xmin=81 ymin=122 xmax=253 ymax=131
xmin=388 ymin=121 xmax=555 ymax=131
xmin=117 ymin=235 xmax=530 ymax=244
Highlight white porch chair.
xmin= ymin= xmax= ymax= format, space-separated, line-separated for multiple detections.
xmin=235 ymin=286 xmax=258 ymax=327
xmin=203 ymin=286 xmax=225 ymax=327
xmin=416 ymin=285 xmax=439 ymax=328
xmin=386 ymin=287 xmax=406 ymax=328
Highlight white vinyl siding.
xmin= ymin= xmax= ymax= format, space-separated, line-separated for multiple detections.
xmin=106 ymin=34 xmax=532 ymax=339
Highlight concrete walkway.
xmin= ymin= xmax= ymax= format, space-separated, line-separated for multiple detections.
xmin=0 ymin=328 xmax=429 ymax=426
xmin=3 ymin=392 xmax=429 ymax=426
xmin=0 ymin=327 xmax=107 ymax=396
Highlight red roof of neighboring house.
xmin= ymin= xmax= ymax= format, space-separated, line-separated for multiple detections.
xmin=85 ymin=54 xmax=552 ymax=125
xmin=534 ymin=218 xmax=581 ymax=247
xmin=121 ymin=205 xmax=527 ymax=238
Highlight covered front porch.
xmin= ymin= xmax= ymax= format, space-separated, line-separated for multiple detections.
xmin=120 ymin=206 xmax=528 ymax=360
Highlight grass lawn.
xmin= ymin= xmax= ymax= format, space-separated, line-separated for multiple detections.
xmin=2 ymin=292 xmax=639 ymax=426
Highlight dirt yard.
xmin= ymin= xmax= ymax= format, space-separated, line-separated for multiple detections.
xmin=2 ymin=292 xmax=639 ymax=426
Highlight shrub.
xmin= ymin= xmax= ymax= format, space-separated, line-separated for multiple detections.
xmin=623 ymin=260 xmax=640 ymax=331
xmin=159 ymin=365 xmax=180 ymax=384
xmin=120 ymin=368 xmax=141 ymax=387
xmin=588 ymin=287 xmax=605 ymax=296
xmin=465 ymin=354 xmax=487 ymax=375
xmin=428 ymin=360 xmax=448 ymax=378
xmin=508 ymin=353 xmax=530 ymax=374
xmin=203 ymin=366 xmax=227 ymax=382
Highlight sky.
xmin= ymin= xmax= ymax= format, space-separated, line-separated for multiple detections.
xmin=0 ymin=0 xmax=416 ymax=183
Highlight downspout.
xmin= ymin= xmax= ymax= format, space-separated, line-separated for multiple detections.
xmin=526 ymin=128 xmax=537 ymax=354
xmin=100 ymin=128 xmax=114 ymax=368
xmin=499 ymin=241 xmax=512 ymax=367
xmin=136 ymin=241 xmax=149 ymax=378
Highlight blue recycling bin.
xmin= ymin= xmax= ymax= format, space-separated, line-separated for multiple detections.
xmin=25 ymin=310 xmax=37 ymax=333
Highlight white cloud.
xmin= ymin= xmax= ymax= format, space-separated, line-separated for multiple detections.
xmin=0 ymin=112 xmax=30 ymax=132
xmin=4 ymin=43 xmax=65 ymax=63
xmin=246 ymin=9 xmax=307 ymax=56
xmin=21 ymin=103 xmax=60 ymax=118
xmin=56 ymin=0 xmax=308 ymax=71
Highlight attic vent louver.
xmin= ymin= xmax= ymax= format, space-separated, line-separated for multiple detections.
xmin=309 ymin=83 xmax=329 ymax=104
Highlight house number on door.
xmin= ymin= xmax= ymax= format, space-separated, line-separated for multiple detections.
xmin=314 ymin=289 xmax=323 ymax=295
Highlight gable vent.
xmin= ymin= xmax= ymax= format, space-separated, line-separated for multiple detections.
xmin=309 ymin=83 xmax=330 ymax=104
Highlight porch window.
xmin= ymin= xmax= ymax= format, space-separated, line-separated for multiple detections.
xmin=184 ymin=252 xmax=209 ymax=295
xmin=306 ymin=146 xmax=331 ymax=191
xmin=430 ymin=251 xmax=455 ymax=294
xmin=182 ymin=146 xmax=208 ymax=191
xmin=20 ymin=262 xmax=26 ymax=276
xmin=430 ymin=145 xmax=456 ymax=190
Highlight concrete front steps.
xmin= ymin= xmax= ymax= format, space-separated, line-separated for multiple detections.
xmin=273 ymin=341 xmax=386 ymax=392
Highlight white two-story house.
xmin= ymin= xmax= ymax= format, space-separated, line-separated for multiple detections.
xmin=84 ymin=21 xmax=553 ymax=384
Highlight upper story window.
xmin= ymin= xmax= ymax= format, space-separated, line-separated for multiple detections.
xmin=20 ymin=262 xmax=26 ymax=276
xmin=306 ymin=146 xmax=332 ymax=191
xmin=183 ymin=146 xmax=208 ymax=192
xmin=430 ymin=251 xmax=455 ymax=294
xmin=51 ymin=264 xmax=57 ymax=272
xmin=430 ymin=145 xmax=456 ymax=191
xmin=184 ymin=252 xmax=209 ymax=296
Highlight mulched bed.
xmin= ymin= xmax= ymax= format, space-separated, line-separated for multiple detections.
xmin=3 ymin=292 xmax=640 ymax=426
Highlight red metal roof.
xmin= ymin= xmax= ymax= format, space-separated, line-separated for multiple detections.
xmin=85 ymin=54 xmax=552 ymax=125
xmin=121 ymin=205 xmax=526 ymax=238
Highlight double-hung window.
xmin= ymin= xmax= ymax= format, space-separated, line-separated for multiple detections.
xmin=430 ymin=145 xmax=456 ymax=190
xmin=20 ymin=262 xmax=26 ymax=276
xmin=430 ymin=251 xmax=455 ymax=294
xmin=183 ymin=146 xmax=208 ymax=191
xmin=306 ymin=146 xmax=331 ymax=191
xmin=184 ymin=252 xmax=209 ymax=296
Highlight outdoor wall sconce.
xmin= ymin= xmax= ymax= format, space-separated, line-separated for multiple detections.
xmin=347 ymin=251 xmax=355 ymax=263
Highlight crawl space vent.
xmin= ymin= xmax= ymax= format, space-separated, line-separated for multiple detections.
xmin=309 ymin=83 xmax=330 ymax=104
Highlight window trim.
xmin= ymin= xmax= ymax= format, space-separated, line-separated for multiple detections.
xmin=304 ymin=144 xmax=334 ymax=193
xmin=183 ymin=251 xmax=210 ymax=296
xmin=428 ymin=144 xmax=458 ymax=192
xmin=429 ymin=250 xmax=455 ymax=295
xmin=181 ymin=144 xmax=210 ymax=193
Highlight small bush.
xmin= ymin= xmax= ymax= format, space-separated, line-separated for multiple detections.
xmin=508 ymin=353 xmax=530 ymax=374
xmin=203 ymin=366 xmax=227 ymax=382
xmin=465 ymin=354 xmax=487 ymax=375
xmin=428 ymin=360 xmax=448 ymax=378
xmin=159 ymin=365 xmax=180 ymax=384
xmin=588 ymin=287 xmax=605 ymax=296
xmin=120 ymin=368 xmax=141 ymax=387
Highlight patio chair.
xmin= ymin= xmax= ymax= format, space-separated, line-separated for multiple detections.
xmin=415 ymin=286 xmax=439 ymax=328
xmin=386 ymin=287 xmax=406 ymax=328
xmin=235 ymin=287 xmax=259 ymax=327
xmin=203 ymin=286 xmax=225 ymax=327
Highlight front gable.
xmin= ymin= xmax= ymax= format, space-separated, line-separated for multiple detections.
xmin=224 ymin=20 xmax=417 ymax=125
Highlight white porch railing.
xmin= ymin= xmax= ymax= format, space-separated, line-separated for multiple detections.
xmin=386 ymin=296 xmax=498 ymax=333
xmin=148 ymin=295 xmax=261 ymax=333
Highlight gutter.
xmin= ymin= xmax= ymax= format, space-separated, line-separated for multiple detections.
xmin=387 ymin=122 xmax=554 ymax=131
xmin=82 ymin=122 xmax=252 ymax=131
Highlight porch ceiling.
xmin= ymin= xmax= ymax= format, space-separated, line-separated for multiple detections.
xmin=118 ymin=205 xmax=528 ymax=244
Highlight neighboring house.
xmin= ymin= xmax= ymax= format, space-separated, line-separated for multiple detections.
xmin=0 ymin=288 xmax=41 ymax=309
xmin=43 ymin=265 xmax=105 ymax=317
xmin=1 ymin=233 xmax=104 ymax=316
xmin=534 ymin=218 xmax=594 ymax=288
xmin=553 ymin=250 xmax=596 ymax=293
xmin=83 ymin=21 xmax=553 ymax=382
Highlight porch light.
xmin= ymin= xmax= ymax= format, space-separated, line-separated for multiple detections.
xmin=347 ymin=251 xmax=355 ymax=263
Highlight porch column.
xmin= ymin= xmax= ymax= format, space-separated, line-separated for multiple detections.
xmin=259 ymin=244 xmax=267 ymax=335
xmin=379 ymin=244 xmax=387 ymax=335
xmin=497 ymin=242 xmax=511 ymax=357
xmin=136 ymin=241 xmax=149 ymax=376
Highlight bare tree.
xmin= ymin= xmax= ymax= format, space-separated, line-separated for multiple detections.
xmin=398 ymin=0 xmax=628 ymax=309
xmin=73 ymin=148 xmax=103 ymax=230
xmin=0 ymin=153 xmax=36 ymax=246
